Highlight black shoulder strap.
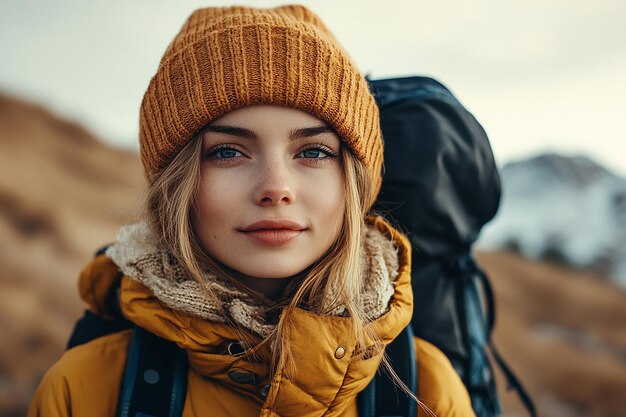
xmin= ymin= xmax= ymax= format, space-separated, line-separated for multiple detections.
xmin=67 ymin=309 xmax=133 ymax=349
xmin=117 ymin=327 xmax=188 ymax=417
xmin=357 ymin=324 xmax=417 ymax=417
xmin=473 ymin=264 xmax=537 ymax=417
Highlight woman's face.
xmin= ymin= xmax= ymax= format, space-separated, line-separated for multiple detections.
xmin=192 ymin=105 xmax=345 ymax=279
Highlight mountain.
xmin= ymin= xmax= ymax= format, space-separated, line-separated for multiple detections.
xmin=478 ymin=153 xmax=626 ymax=288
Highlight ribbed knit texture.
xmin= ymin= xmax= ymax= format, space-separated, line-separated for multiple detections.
xmin=139 ymin=5 xmax=383 ymax=204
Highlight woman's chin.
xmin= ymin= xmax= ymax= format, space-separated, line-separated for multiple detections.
xmin=215 ymin=251 xmax=319 ymax=281
xmin=230 ymin=264 xmax=309 ymax=280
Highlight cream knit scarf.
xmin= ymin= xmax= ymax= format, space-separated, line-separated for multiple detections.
xmin=106 ymin=222 xmax=400 ymax=337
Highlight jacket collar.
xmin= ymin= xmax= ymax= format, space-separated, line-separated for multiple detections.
xmin=81 ymin=216 xmax=413 ymax=416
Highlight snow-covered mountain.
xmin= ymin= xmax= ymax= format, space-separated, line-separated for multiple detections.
xmin=478 ymin=153 xmax=626 ymax=288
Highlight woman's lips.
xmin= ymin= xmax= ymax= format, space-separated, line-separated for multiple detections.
xmin=241 ymin=229 xmax=303 ymax=246
xmin=240 ymin=219 xmax=306 ymax=246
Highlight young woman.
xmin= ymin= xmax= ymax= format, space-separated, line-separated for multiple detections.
xmin=28 ymin=5 xmax=475 ymax=417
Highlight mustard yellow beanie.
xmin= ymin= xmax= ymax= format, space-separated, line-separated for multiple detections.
xmin=139 ymin=4 xmax=383 ymax=203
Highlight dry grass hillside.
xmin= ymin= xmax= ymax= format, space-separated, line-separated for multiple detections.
xmin=0 ymin=93 xmax=624 ymax=417
xmin=0 ymin=93 xmax=144 ymax=416
xmin=477 ymin=251 xmax=626 ymax=417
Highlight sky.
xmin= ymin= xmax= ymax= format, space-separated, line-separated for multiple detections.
xmin=1 ymin=0 xmax=625 ymax=176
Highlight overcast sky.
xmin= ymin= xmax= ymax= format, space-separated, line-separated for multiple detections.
xmin=1 ymin=0 xmax=625 ymax=176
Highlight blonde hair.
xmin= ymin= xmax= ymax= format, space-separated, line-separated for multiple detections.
xmin=144 ymin=131 xmax=416 ymax=401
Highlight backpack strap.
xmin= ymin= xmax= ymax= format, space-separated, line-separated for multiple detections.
xmin=357 ymin=324 xmax=417 ymax=417
xmin=67 ymin=308 xmax=133 ymax=349
xmin=117 ymin=327 xmax=188 ymax=417
xmin=474 ymin=265 xmax=537 ymax=417
xmin=466 ymin=256 xmax=537 ymax=417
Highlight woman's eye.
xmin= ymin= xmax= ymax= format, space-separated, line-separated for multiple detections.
xmin=301 ymin=149 xmax=323 ymax=158
xmin=205 ymin=146 xmax=243 ymax=160
xmin=297 ymin=147 xmax=335 ymax=160
xmin=216 ymin=148 xmax=240 ymax=159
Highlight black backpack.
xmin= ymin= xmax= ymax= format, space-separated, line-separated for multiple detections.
xmin=369 ymin=75 xmax=536 ymax=417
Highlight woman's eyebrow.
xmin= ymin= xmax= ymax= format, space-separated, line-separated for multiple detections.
xmin=203 ymin=125 xmax=335 ymax=140
xmin=202 ymin=125 xmax=258 ymax=139
xmin=289 ymin=125 xmax=335 ymax=140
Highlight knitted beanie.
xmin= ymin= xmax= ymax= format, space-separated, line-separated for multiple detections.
xmin=139 ymin=5 xmax=383 ymax=205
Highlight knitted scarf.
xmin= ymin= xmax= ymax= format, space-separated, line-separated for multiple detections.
xmin=106 ymin=222 xmax=400 ymax=337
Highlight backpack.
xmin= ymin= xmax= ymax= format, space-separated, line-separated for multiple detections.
xmin=368 ymin=75 xmax=536 ymax=417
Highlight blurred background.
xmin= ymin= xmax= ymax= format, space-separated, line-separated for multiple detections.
xmin=1 ymin=1 xmax=625 ymax=416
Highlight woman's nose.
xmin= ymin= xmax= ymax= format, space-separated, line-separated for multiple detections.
xmin=253 ymin=164 xmax=295 ymax=206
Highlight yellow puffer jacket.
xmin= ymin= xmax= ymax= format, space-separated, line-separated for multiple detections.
xmin=28 ymin=218 xmax=475 ymax=417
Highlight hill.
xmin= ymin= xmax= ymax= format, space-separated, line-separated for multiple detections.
xmin=477 ymin=250 xmax=626 ymax=417
xmin=0 ymin=92 xmax=144 ymax=415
